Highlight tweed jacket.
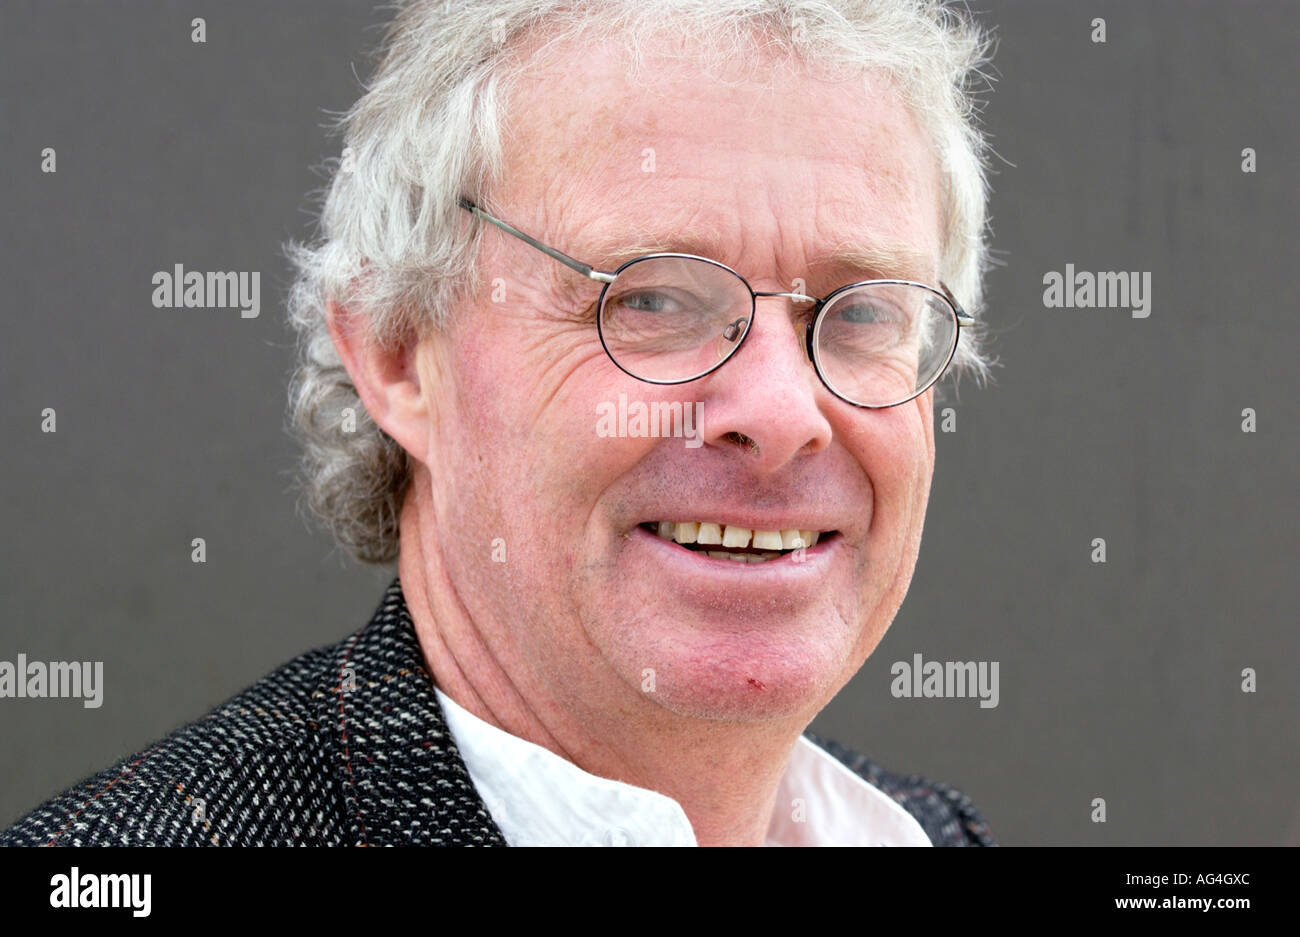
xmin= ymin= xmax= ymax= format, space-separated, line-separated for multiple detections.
xmin=0 ymin=578 xmax=997 ymax=846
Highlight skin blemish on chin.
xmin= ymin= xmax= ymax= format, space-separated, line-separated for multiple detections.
xmin=746 ymin=677 xmax=766 ymax=690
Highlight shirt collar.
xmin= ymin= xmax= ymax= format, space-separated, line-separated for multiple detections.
xmin=434 ymin=686 xmax=931 ymax=847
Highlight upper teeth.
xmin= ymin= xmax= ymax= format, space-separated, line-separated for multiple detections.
xmin=653 ymin=521 xmax=820 ymax=550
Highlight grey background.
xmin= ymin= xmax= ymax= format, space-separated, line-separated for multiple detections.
xmin=1 ymin=0 xmax=1295 ymax=845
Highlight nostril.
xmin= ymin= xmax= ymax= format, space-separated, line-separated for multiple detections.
xmin=725 ymin=432 xmax=760 ymax=455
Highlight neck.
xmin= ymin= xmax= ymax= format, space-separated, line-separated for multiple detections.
xmin=396 ymin=476 xmax=809 ymax=846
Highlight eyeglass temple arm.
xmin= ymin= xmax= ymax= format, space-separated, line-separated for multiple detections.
xmin=940 ymin=282 xmax=975 ymax=327
xmin=459 ymin=198 xmax=617 ymax=284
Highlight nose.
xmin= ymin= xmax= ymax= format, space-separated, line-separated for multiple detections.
xmin=695 ymin=293 xmax=833 ymax=470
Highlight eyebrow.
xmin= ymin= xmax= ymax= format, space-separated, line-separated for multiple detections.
xmin=576 ymin=228 xmax=938 ymax=288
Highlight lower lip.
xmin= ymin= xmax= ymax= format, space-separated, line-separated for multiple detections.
xmin=626 ymin=524 xmax=840 ymax=591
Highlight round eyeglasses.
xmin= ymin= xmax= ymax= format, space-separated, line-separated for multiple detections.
xmin=459 ymin=199 xmax=973 ymax=408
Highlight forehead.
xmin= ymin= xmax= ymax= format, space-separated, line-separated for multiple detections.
xmin=493 ymin=30 xmax=943 ymax=283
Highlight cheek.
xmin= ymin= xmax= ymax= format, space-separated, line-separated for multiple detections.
xmin=437 ymin=315 xmax=649 ymax=534
xmin=848 ymin=406 xmax=934 ymax=539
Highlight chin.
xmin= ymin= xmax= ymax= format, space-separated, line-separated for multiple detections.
xmin=610 ymin=617 xmax=854 ymax=724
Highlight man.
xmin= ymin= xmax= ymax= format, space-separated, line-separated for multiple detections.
xmin=2 ymin=0 xmax=997 ymax=846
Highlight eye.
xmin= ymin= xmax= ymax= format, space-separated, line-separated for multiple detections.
xmin=835 ymin=300 xmax=896 ymax=324
xmin=618 ymin=290 xmax=679 ymax=314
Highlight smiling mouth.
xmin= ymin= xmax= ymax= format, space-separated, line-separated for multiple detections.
xmin=638 ymin=521 xmax=838 ymax=564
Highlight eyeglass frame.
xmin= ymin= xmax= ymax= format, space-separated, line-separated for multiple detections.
xmin=458 ymin=197 xmax=974 ymax=409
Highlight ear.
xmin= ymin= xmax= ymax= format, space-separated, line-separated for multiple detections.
xmin=326 ymin=298 xmax=431 ymax=465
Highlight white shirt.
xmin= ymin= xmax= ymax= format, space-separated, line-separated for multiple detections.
xmin=434 ymin=686 xmax=931 ymax=847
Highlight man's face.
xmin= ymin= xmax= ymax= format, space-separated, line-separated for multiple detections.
xmin=412 ymin=37 xmax=942 ymax=728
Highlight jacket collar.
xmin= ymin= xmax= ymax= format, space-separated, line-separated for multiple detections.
xmin=317 ymin=576 xmax=507 ymax=845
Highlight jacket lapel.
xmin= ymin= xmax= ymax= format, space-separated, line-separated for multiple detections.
xmin=322 ymin=577 xmax=507 ymax=846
